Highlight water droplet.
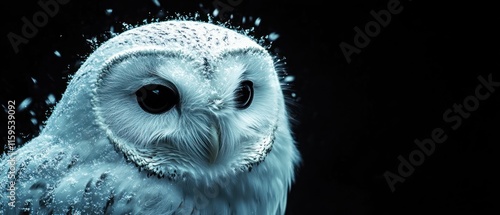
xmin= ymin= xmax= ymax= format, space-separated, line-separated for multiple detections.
xmin=151 ymin=0 xmax=160 ymax=7
xmin=17 ymin=97 xmax=32 ymax=112
xmin=291 ymin=92 xmax=297 ymax=98
xmin=54 ymin=50 xmax=61 ymax=57
xmin=268 ymin=32 xmax=280 ymax=41
xmin=105 ymin=9 xmax=113 ymax=15
xmin=242 ymin=16 xmax=246 ymax=24
xmin=31 ymin=118 xmax=38 ymax=125
xmin=284 ymin=76 xmax=295 ymax=82
xmin=157 ymin=9 xmax=165 ymax=18
xmin=213 ymin=9 xmax=219 ymax=17
xmin=31 ymin=77 xmax=38 ymax=84
xmin=254 ymin=17 xmax=261 ymax=26
xmin=46 ymin=94 xmax=56 ymax=105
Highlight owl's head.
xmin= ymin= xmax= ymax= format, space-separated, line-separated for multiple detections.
xmin=46 ymin=20 xmax=291 ymax=183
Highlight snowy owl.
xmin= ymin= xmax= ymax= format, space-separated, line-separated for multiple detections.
xmin=1 ymin=20 xmax=300 ymax=214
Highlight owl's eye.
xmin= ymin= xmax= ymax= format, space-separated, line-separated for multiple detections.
xmin=235 ymin=80 xmax=254 ymax=109
xmin=135 ymin=83 xmax=179 ymax=114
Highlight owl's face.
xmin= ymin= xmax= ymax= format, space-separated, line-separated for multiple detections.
xmin=90 ymin=21 xmax=283 ymax=181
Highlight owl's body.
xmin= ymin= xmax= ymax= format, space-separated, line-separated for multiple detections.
xmin=1 ymin=20 xmax=300 ymax=214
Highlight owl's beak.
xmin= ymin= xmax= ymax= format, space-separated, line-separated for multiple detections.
xmin=208 ymin=124 xmax=220 ymax=164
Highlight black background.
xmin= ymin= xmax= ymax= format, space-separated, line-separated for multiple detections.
xmin=2 ymin=0 xmax=498 ymax=214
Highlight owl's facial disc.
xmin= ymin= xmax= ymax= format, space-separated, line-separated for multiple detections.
xmin=93 ymin=42 xmax=281 ymax=182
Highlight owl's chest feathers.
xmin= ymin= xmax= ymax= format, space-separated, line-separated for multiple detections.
xmin=9 ymin=133 xmax=291 ymax=214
